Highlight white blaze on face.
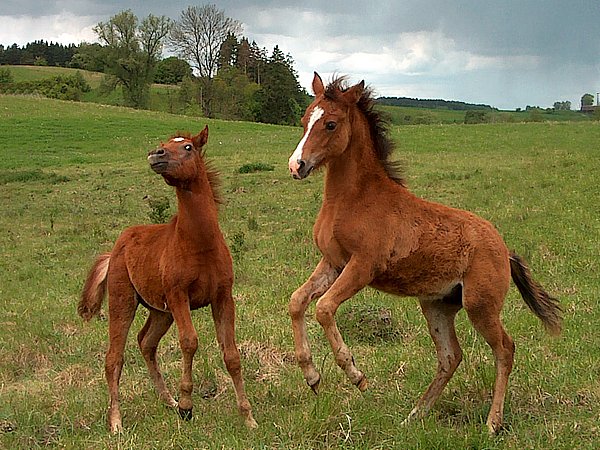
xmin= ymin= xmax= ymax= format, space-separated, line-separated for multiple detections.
xmin=172 ymin=137 xmax=185 ymax=142
xmin=288 ymin=106 xmax=324 ymax=172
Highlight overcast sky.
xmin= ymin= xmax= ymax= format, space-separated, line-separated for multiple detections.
xmin=1 ymin=1 xmax=599 ymax=110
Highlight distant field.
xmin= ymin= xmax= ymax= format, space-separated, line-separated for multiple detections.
xmin=0 ymin=94 xmax=598 ymax=448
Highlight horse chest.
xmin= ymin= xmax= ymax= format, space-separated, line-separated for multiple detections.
xmin=314 ymin=208 xmax=354 ymax=268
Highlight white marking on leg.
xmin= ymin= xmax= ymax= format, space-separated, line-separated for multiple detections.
xmin=289 ymin=106 xmax=324 ymax=167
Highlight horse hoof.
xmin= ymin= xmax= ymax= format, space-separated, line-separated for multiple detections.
xmin=355 ymin=375 xmax=368 ymax=392
xmin=245 ymin=415 xmax=259 ymax=429
xmin=308 ymin=377 xmax=320 ymax=394
xmin=178 ymin=407 xmax=193 ymax=421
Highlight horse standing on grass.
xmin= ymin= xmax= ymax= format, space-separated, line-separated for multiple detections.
xmin=287 ymin=73 xmax=562 ymax=434
xmin=78 ymin=126 xmax=257 ymax=433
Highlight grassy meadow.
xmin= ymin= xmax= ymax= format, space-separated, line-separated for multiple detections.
xmin=0 ymin=94 xmax=598 ymax=449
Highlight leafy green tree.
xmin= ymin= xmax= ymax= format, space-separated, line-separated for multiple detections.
xmin=154 ymin=56 xmax=192 ymax=84
xmin=211 ymin=66 xmax=259 ymax=120
xmin=581 ymin=93 xmax=594 ymax=107
xmin=553 ymin=101 xmax=571 ymax=111
xmin=94 ymin=10 xmax=172 ymax=108
xmin=70 ymin=43 xmax=106 ymax=72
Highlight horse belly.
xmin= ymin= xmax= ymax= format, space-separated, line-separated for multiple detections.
xmin=370 ymin=252 xmax=466 ymax=298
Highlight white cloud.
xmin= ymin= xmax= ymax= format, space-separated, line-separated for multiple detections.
xmin=0 ymin=12 xmax=98 ymax=45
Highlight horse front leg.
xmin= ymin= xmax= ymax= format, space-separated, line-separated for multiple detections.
xmin=288 ymin=258 xmax=339 ymax=393
xmin=211 ymin=288 xmax=257 ymax=428
xmin=314 ymin=258 xmax=372 ymax=391
xmin=168 ymin=292 xmax=198 ymax=420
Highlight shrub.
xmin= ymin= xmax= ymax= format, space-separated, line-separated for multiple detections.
xmin=0 ymin=68 xmax=13 ymax=84
xmin=237 ymin=162 xmax=275 ymax=173
xmin=464 ymin=110 xmax=487 ymax=124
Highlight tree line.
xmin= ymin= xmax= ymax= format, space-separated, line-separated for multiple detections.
xmin=0 ymin=5 xmax=309 ymax=125
xmin=377 ymin=96 xmax=495 ymax=111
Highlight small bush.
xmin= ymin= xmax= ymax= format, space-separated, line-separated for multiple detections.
xmin=237 ymin=162 xmax=275 ymax=174
xmin=146 ymin=196 xmax=171 ymax=224
xmin=0 ymin=68 xmax=13 ymax=84
xmin=464 ymin=110 xmax=487 ymax=124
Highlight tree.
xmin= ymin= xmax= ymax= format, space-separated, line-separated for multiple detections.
xmin=94 ymin=10 xmax=172 ymax=108
xmin=154 ymin=56 xmax=192 ymax=84
xmin=169 ymin=4 xmax=242 ymax=117
xmin=252 ymin=46 xmax=308 ymax=125
xmin=553 ymin=101 xmax=571 ymax=111
xmin=581 ymin=93 xmax=594 ymax=108
xmin=169 ymin=4 xmax=242 ymax=79
xmin=217 ymin=33 xmax=239 ymax=70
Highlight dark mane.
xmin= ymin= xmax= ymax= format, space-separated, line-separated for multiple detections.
xmin=325 ymin=77 xmax=406 ymax=186
xmin=171 ymin=132 xmax=223 ymax=206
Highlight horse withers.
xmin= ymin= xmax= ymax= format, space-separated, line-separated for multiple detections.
xmin=287 ymin=73 xmax=562 ymax=434
xmin=79 ymin=126 xmax=257 ymax=432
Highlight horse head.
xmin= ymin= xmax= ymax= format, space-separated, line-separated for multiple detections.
xmin=289 ymin=72 xmax=364 ymax=179
xmin=148 ymin=125 xmax=209 ymax=186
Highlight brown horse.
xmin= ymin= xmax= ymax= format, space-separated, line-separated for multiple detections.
xmin=78 ymin=126 xmax=257 ymax=432
xmin=287 ymin=73 xmax=562 ymax=434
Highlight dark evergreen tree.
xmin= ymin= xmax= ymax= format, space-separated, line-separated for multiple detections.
xmin=252 ymin=46 xmax=307 ymax=125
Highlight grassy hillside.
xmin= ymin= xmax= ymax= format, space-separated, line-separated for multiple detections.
xmin=0 ymin=95 xmax=598 ymax=448
xmin=4 ymin=65 xmax=592 ymax=124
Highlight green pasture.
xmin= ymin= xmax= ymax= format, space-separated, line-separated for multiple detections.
xmin=0 ymin=94 xmax=598 ymax=448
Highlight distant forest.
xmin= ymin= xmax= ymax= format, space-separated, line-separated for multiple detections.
xmin=377 ymin=96 xmax=496 ymax=111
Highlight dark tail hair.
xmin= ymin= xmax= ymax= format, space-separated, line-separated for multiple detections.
xmin=78 ymin=253 xmax=110 ymax=321
xmin=509 ymin=252 xmax=562 ymax=335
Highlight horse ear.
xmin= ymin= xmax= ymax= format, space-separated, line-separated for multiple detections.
xmin=193 ymin=125 xmax=209 ymax=149
xmin=343 ymin=80 xmax=365 ymax=104
xmin=312 ymin=72 xmax=324 ymax=96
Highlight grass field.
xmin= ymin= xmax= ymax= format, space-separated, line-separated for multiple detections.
xmin=0 ymin=94 xmax=598 ymax=449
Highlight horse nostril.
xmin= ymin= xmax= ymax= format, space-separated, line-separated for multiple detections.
xmin=156 ymin=148 xmax=166 ymax=155
xmin=297 ymin=160 xmax=305 ymax=170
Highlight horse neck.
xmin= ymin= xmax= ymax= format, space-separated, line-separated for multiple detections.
xmin=324 ymin=110 xmax=389 ymax=199
xmin=173 ymin=177 xmax=220 ymax=245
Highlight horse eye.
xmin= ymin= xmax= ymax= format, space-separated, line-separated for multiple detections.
xmin=325 ymin=121 xmax=337 ymax=131
xmin=184 ymin=144 xmax=193 ymax=151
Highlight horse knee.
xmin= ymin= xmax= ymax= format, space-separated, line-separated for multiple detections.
xmin=288 ymin=292 xmax=308 ymax=320
xmin=315 ymin=301 xmax=334 ymax=327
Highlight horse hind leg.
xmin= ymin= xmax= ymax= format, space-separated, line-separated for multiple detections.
xmin=463 ymin=275 xmax=515 ymax=434
xmin=137 ymin=309 xmax=176 ymax=408
xmin=105 ymin=278 xmax=138 ymax=433
xmin=211 ymin=290 xmax=257 ymax=428
xmin=404 ymin=291 xmax=463 ymax=425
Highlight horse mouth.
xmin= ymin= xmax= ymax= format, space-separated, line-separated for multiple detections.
xmin=291 ymin=162 xmax=315 ymax=180
xmin=150 ymin=161 xmax=169 ymax=173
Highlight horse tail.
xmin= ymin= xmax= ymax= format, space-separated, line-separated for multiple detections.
xmin=509 ymin=251 xmax=562 ymax=336
xmin=78 ymin=253 xmax=111 ymax=321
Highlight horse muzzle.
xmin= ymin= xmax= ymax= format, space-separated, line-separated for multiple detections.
xmin=148 ymin=149 xmax=169 ymax=173
xmin=289 ymin=159 xmax=314 ymax=180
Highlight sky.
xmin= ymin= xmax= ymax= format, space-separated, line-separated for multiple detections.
xmin=1 ymin=0 xmax=599 ymax=110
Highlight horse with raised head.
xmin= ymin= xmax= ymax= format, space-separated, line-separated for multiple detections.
xmin=287 ymin=73 xmax=562 ymax=433
xmin=79 ymin=126 xmax=257 ymax=432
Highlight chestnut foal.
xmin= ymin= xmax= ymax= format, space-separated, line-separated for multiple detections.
xmin=287 ymin=73 xmax=562 ymax=433
xmin=79 ymin=126 xmax=257 ymax=432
